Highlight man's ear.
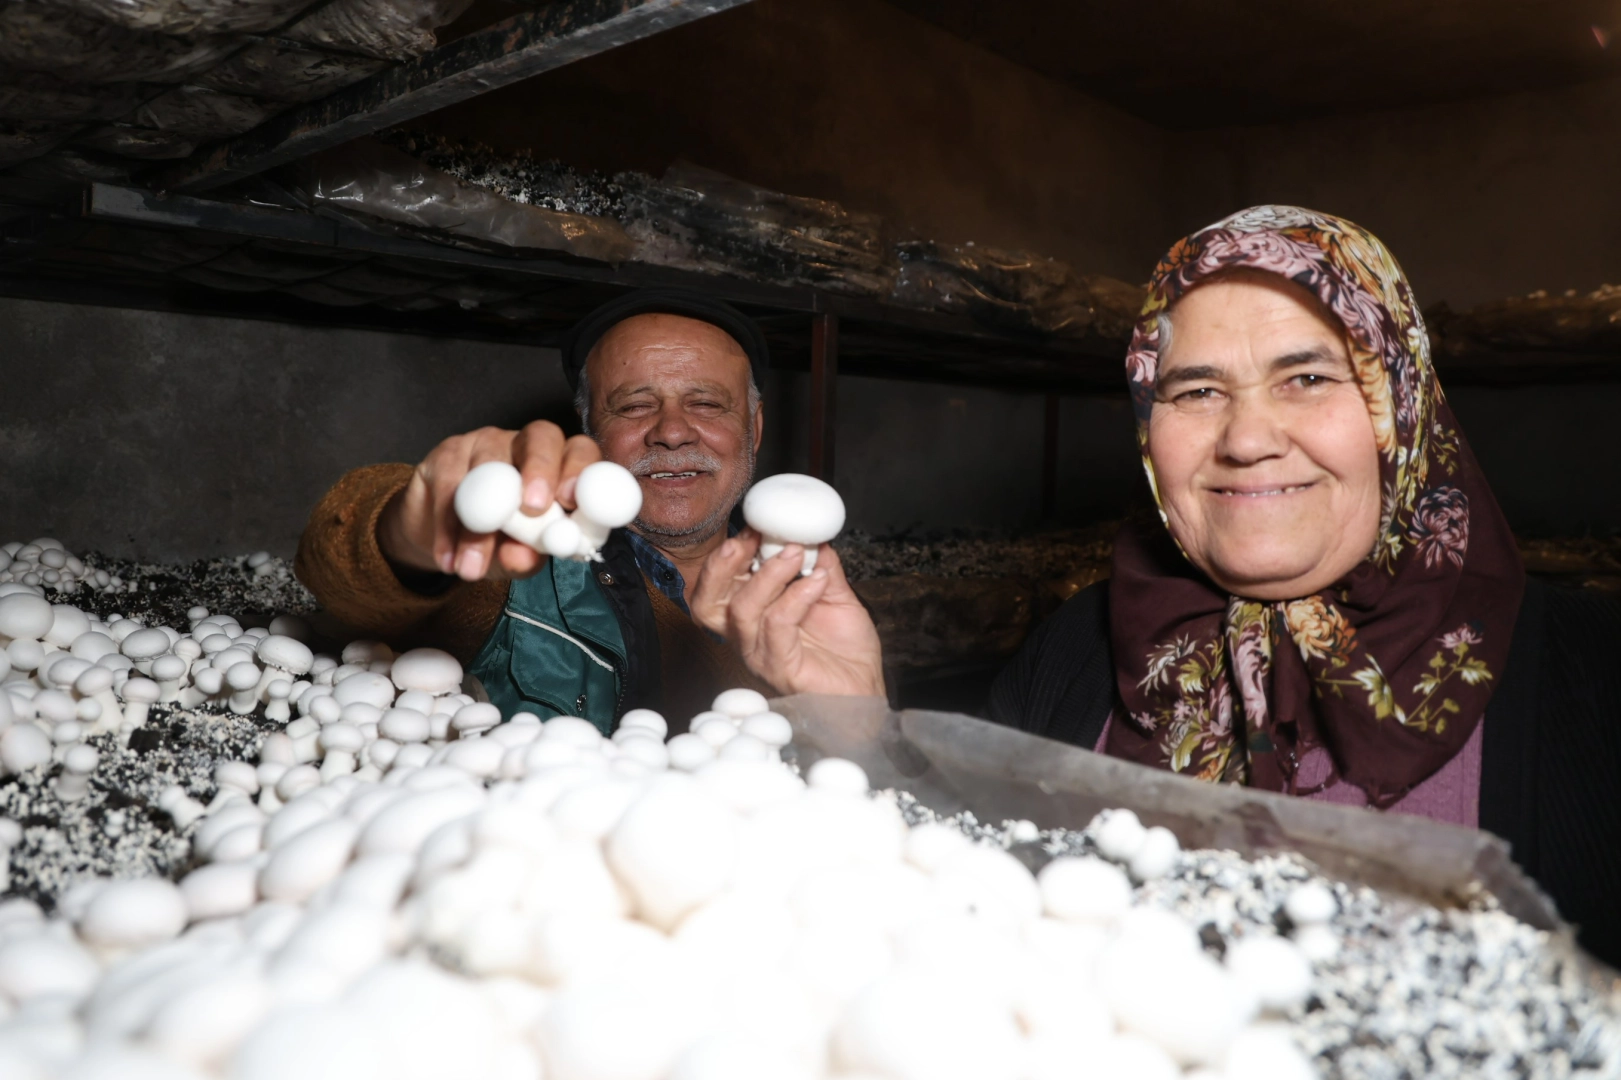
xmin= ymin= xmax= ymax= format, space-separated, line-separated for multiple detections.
xmin=751 ymin=400 xmax=765 ymax=455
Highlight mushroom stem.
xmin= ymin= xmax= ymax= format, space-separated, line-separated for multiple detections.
xmin=756 ymin=536 xmax=822 ymax=576
xmin=454 ymin=460 xmax=642 ymax=564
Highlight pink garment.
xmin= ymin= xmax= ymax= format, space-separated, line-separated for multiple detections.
xmin=1093 ymin=716 xmax=1483 ymax=828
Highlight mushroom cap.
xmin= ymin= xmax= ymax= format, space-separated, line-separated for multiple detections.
xmin=119 ymin=677 xmax=161 ymax=704
xmin=150 ymin=654 xmax=188 ymax=681
xmin=256 ymin=634 xmax=314 ymax=675
xmin=0 ymin=594 xmax=53 ymax=641
xmin=79 ymin=878 xmax=187 ymax=949
xmin=390 ymin=647 xmax=464 ymax=695
xmin=224 ymin=662 xmax=262 ymax=692
xmin=120 ymin=627 xmax=172 ymax=662
xmin=451 ymin=701 xmax=501 ymax=735
xmin=45 ymin=605 xmax=89 ymax=649
xmin=332 ymin=670 xmax=397 ymax=710
xmin=454 ymin=460 xmax=524 ymax=534
xmin=574 ymin=461 xmax=643 ymax=529
xmin=319 ymin=722 xmax=366 ymax=753
xmin=742 ymin=474 xmax=846 ymax=544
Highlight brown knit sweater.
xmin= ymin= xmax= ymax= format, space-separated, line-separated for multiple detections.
xmin=295 ymin=464 xmax=771 ymax=716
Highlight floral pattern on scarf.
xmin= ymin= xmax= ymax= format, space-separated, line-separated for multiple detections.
xmin=1106 ymin=206 xmax=1525 ymax=807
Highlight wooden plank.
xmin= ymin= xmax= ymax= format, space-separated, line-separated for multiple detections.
xmin=156 ymin=0 xmax=758 ymax=193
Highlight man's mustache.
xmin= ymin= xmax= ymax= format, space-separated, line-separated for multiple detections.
xmin=627 ymin=449 xmax=723 ymax=476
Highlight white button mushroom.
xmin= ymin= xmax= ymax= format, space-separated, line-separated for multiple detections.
xmin=742 ymin=473 xmax=847 ymax=576
xmin=1037 ymin=856 xmax=1134 ymax=923
xmin=1091 ymin=807 xmax=1149 ymax=863
xmin=0 ymin=723 xmax=52 ymax=775
xmin=1225 ymin=935 xmax=1314 ymax=1011
xmin=1282 ymin=882 xmax=1337 ymax=927
xmin=55 ymin=743 xmax=99 ymax=802
xmin=454 ymin=459 xmax=643 ymax=563
xmin=390 ymin=648 xmax=463 ymax=697
xmin=225 ymin=661 xmax=262 ymax=715
xmin=606 ymin=775 xmax=738 ymax=930
xmin=0 ymin=593 xmax=53 ymax=646
xmin=77 ymin=878 xmax=188 ymax=951
xmin=256 ymin=634 xmax=314 ymax=700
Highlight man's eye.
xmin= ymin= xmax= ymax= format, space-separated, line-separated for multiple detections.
xmin=1292 ymin=373 xmax=1335 ymax=389
xmin=1174 ymin=387 xmax=1219 ymax=402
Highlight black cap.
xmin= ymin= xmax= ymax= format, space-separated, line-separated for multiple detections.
xmin=561 ymin=287 xmax=771 ymax=391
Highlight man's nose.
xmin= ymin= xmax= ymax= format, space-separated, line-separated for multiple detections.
xmin=1215 ymin=390 xmax=1290 ymax=465
xmin=648 ymin=405 xmax=698 ymax=448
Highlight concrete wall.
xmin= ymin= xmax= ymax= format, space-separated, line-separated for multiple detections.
xmin=0 ymin=296 xmax=1150 ymax=561
xmin=0 ymin=298 xmax=574 ymax=562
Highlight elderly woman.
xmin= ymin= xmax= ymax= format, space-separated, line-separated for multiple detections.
xmin=692 ymin=207 xmax=1621 ymax=965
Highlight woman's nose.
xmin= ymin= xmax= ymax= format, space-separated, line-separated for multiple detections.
xmin=1215 ymin=392 xmax=1291 ymax=465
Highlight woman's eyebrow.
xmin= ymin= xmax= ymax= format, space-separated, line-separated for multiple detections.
xmin=1156 ymin=364 xmax=1224 ymax=391
xmin=1269 ymin=345 xmax=1346 ymax=372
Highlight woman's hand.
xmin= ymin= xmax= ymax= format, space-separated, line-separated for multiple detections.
xmin=378 ymin=421 xmax=602 ymax=581
xmin=690 ymin=529 xmax=886 ymax=698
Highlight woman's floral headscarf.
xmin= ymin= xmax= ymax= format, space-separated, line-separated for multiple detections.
xmin=1105 ymin=206 xmax=1525 ymax=807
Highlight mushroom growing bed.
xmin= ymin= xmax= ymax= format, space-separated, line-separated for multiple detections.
xmin=0 ymin=537 xmax=1617 ymax=1080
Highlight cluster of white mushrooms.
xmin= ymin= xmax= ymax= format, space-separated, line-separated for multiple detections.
xmin=0 ymin=541 xmax=132 ymax=598
xmin=0 ymin=532 xmax=1325 ymax=1080
xmin=453 ymin=462 xmax=847 ymax=575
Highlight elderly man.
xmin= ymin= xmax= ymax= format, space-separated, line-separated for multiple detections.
xmin=295 ymin=288 xmax=787 ymax=729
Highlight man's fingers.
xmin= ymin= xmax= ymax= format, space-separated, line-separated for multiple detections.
xmin=556 ymin=434 xmax=603 ymax=510
xmin=760 ymin=568 xmax=830 ymax=659
xmin=725 ymin=543 xmax=809 ymax=639
xmin=511 ymin=421 xmax=566 ymax=514
xmin=495 ymin=537 xmax=544 ymax=578
xmin=454 ymin=531 xmax=498 ymax=581
xmin=689 ymin=533 xmax=759 ymax=635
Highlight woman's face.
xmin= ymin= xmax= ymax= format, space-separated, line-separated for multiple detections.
xmin=1147 ymin=273 xmax=1382 ymax=601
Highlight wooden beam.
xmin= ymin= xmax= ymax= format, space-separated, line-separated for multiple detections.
xmin=157 ymin=0 xmax=758 ymax=193
xmin=809 ymin=312 xmax=839 ymax=482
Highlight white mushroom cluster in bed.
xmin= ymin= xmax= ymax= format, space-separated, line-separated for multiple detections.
xmin=1 ymin=689 xmax=1320 ymax=1080
xmin=0 ymin=539 xmax=131 ymax=597
xmin=0 ymin=537 xmax=1322 ymax=1080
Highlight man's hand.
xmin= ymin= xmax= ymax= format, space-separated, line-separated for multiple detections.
xmin=378 ymin=421 xmax=602 ymax=581
xmin=690 ymin=529 xmax=886 ymax=698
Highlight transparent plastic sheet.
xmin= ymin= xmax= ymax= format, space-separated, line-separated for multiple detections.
xmin=891 ymin=240 xmax=1093 ymax=336
xmin=1080 ymin=273 xmax=1148 ymax=342
xmin=298 ymin=139 xmax=634 ymax=263
xmin=0 ymin=75 xmax=143 ymax=124
xmin=1429 ymin=285 xmax=1621 ymax=356
xmin=0 ymin=6 xmax=244 ymax=84
xmin=77 ymin=123 xmax=198 ymax=159
xmin=132 ymin=85 xmax=278 ymax=137
xmin=40 ymin=0 xmax=318 ymax=35
xmin=283 ymin=0 xmax=475 ymax=60
xmin=195 ymin=38 xmax=389 ymax=103
xmin=775 ymin=695 xmax=1571 ymax=935
xmin=622 ymin=162 xmax=896 ymax=296
xmin=0 ymin=121 xmax=72 ymax=167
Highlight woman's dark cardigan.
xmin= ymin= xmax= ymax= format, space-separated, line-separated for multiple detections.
xmin=988 ymin=576 xmax=1621 ymax=967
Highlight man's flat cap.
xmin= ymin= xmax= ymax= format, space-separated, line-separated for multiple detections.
xmin=561 ymin=287 xmax=770 ymax=391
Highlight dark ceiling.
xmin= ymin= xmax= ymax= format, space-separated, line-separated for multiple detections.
xmin=889 ymin=0 xmax=1621 ymax=128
